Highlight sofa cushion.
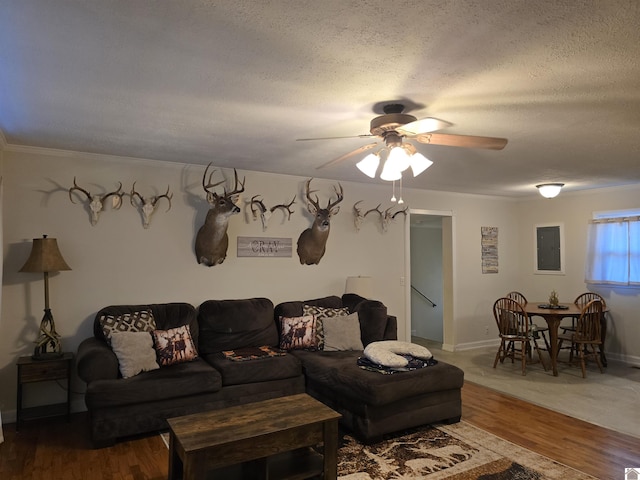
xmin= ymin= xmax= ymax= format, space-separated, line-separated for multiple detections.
xmin=109 ymin=331 xmax=159 ymax=378
xmin=202 ymin=352 xmax=302 ymax=387
xmin=94 ymin=303 xmax=198 ymax=345
xmin=279 ymin=315 xmax=318 ymax=350
xmin=274 ymin=296 xmax=343 ymax=320
xmin=291 ymin=350 xmax=464 ymax=407
xmin=152 ymin=325 xmax=198 ymax=366
xmin=198 ymin=298 xmax=277 ymax=354
xmin=322 ymin=313 xmax=364 ymax=351
xmin=351 ymin=299 xmax=389 ymax=346
xmin=275 ymin=295 xmax=392 ymax=347
xmin=302 ymin=304 xmax=350 ymax=349
xmin=84 ymin=357 xmax=222 ymax=409
xmin=99 ymin=310 xmax=155 ymax=344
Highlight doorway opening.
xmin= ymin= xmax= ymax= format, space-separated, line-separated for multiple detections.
xmin=405 ymin=210 xmax=454 ymax=351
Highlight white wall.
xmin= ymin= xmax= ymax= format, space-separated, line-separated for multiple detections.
xmin=0 ymin=146 xmax=409 ymax=418
xmin=517 ymin=186 xmax=640 ymax=364
xmin=2 ymin=144 xmax=638 ymax=421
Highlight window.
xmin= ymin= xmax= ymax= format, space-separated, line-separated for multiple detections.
xmin=534 ymin=223 xmax=565 ymax=274
xmin=585 ymin=209 xmax=640 ymax=286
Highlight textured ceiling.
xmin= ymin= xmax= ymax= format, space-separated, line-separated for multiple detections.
xmin=1 ymin=0 xmax=640 ymax=197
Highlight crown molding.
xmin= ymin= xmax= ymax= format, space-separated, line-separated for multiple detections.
xmin=2 ymin=142 xmax=186 ymax=169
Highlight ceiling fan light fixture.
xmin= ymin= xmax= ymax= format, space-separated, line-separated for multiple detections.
xmin=409 ymin=152 xmax=433 ymax=177
xmin=356 ymin=153 xmax=380 ymax=178
xmin=536 ymin=183 xmax=564 ymax=198
xmin=386 ymin=146 xmax=411 ymax=172
xmin=380 ymin=157 xmax=403 ymax=181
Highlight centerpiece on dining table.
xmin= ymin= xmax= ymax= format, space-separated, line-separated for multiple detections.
xmin=538 ymin=290 xmax=568 ymax=309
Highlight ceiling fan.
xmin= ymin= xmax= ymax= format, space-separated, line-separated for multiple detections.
xmin=296 ymin=103 xmax=508 ymax=172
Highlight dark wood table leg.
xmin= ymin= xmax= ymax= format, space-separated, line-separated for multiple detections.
xmin=545 ymin=316 xmax=561 ymax=376
xmin=323 ymin=419 xmax=339 ymax=480
xmin=167 ymin=433 xmax=181 ymax=480
xmin=242 ymin=457 xmax=268 ymax=480
xmin=600 ymin=313 xmax=608 ymax=367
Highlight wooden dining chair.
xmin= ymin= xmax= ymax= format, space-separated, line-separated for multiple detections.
xmin=493 ymin=297 xmax=548 ymax=375
xmin=506 ymin=291 xmax=550 ymax=351
xmin=557 ymin=299 xmax=604 ymax=378
xmin=561 ymin=292 xmax=607 ymax=332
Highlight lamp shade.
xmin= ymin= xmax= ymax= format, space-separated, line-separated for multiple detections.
xmin=380 ymin=158 xmax=402 ymax=182
xmin=536 ymin=183 xmax=564 ymax=199
xmin=20 ymin=235 xmax=71 ymax=273
xmin=345 ymin=276 xmax=373 ymax=299
xmin=409 ymin=152 xmax=433 ymax=177
xmin=356 ymin=153 xmax=380 ymax=178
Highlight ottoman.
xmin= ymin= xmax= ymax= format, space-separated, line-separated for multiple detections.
xmin=291 ymin=350 xmax=464 ymax=443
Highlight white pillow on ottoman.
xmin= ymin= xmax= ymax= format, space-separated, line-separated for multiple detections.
xmin=364 ymin=340 xmax=433 ymax=368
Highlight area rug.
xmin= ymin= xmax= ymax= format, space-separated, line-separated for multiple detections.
xmin=161 ymin=421 xmax=594 ymax=479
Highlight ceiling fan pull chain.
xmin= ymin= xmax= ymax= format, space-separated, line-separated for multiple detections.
xmin=398 ymin=176 xmax=404 ymax=204
xmin=391 ymin=181 xmax=397 ymax=202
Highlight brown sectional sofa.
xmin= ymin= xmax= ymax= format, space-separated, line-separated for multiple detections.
xmin=275 ymin=294 xmax=464 ymax=443
xmin=76 ymin=294 xmax=463 ymax=447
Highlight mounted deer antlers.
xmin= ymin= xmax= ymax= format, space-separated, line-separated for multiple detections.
xmin=352 ymin=202 xmax=407 ymax=232
xmin=68 ymin=178 xmax=124 ymax=225
xmin=296 ymin=179 xmax=343 ymax=265
xmin=195 ymin=164 xmax=245 ymax=266
xmin=130 ymin=183 xmax=173 ymax=229
xmin=249 ymin=195 xmax=296 ymax=231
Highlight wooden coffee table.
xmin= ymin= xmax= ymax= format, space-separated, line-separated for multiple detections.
xmin=167 ymin=393 xmax=341 ymax=480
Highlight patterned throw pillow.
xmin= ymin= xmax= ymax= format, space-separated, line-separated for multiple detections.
xmin=151 ymin=325 xmax=198 ymax=366
xmin=303 ymin=305 xmax=350 ymax=350
xmin=100 ymin=310 xmax=156 ymax=344
xmin=279 ymin=315 xmax=317 ymax=351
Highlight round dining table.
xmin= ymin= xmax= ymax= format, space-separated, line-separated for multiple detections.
xmin=524 ymin=302 xmax=608 ymax=376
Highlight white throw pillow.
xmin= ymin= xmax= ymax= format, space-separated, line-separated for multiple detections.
xmin=110 ymin=331 xmax=160 ymax=378
xmin=364 ymin=340 xmax=433 ymax=368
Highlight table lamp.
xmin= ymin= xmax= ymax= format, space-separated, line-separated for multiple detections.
xmin=19 ymin=235 xmax=71 ymax=360
xmin=345 ymin=276 xmax=373 ymax=299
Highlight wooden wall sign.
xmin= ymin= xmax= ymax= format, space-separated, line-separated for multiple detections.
xmin=481 ymin=226 xmax=498 ymax=274
xmin=237 ymin=237 xmax=292 ymax=257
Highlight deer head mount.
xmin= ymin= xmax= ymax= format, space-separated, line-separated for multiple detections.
xmin=130 ymin=183 xmax=173 ymax=229
xmin=296 ymin=179 xmax=343 ymax=265
xmin=68 ymin=178 xmax=124 ymax=225
xmin=353 ymin=202 xmax=408 ymax=232
xmin=249 ymin=195 xmax=296 ymax=231
xmin=195 ymin=164 xmax=245 ymax=266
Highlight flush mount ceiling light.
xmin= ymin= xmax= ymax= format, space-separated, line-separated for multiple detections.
xmin=536 ymin=183 xmax=564 ymax=198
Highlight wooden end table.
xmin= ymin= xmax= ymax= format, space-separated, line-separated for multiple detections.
xmin=167 ymin=393 xmax=341 ymax=480
xmin=16 ymin=352 xmax=73 ymax=431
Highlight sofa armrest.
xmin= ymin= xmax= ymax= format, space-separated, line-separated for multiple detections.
xmin=76 ymin=337 xmax=119 ymax=383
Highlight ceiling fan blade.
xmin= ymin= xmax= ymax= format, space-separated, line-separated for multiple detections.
xmin=396 ymin=117 xmax=453 ymax=136
xmin=296 ymin=134 xmax=374 ymax=141
xmin=316 ymin=142 xmax=379 ymax=169
xmin=414 ymin=133 xmax=508 ymax=150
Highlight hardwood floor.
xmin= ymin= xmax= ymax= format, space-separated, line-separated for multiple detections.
xmin=1 ymin=381 xmax=638 ymax=480
xmin=462 ymin=381 xmax=640 ymax=480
